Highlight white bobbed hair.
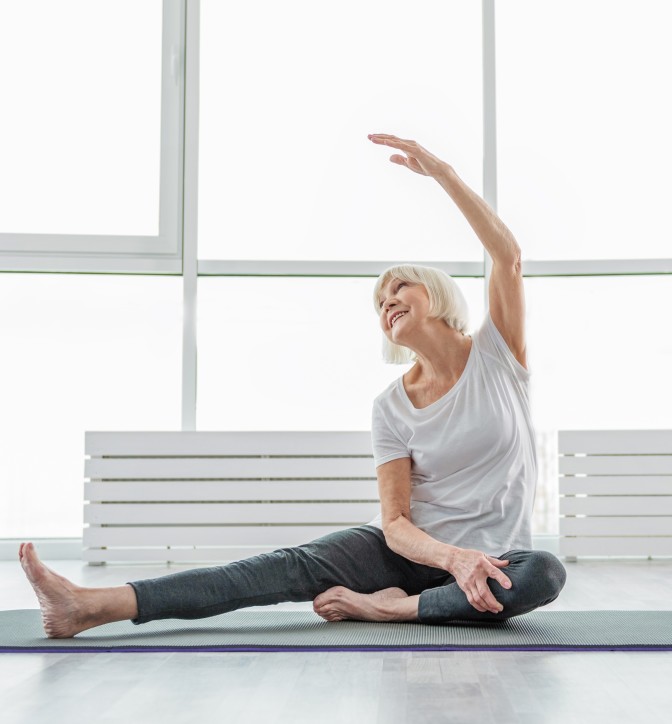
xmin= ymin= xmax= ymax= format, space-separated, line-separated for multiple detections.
xmin=373 ymin=264 xmax=470 ymax=364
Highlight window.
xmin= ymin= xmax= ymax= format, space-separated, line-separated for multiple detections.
xmin=197 ymin=277 xmax=485 ymax=430
xmin=198 ymin=0 xmax=483 ymax=261
xmin=526 ymin=275 xmax=672 ymax=535
xmin=0 ymin=0 xmax=184 ymax=272
xmin=3 ymin=2 xmax=671 ymax=543
xmin=497 ymin=0 xmax=672 ymax=260
xmin=0 ymin=274 xmax=182 ymax=537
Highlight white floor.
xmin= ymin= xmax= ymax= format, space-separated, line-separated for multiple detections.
xmin=2 ymin=557 xmax=672 ymax=724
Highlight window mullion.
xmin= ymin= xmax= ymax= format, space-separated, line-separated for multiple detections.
xmin=181 ymin=0 xmax=200 ymax=430
xmin=482 ymin=0 xmax=497 ymax=312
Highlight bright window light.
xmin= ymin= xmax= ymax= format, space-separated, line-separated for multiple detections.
xmin=0 ymin=0 xmax=162 ymax=236
xmin=198 ymin=0 xmax=483 ymax=261
xmin=497 ymin=0 xmax=672 ymax=260
xmin=0 ymin=274 xmax=182 ymax=537
xmin=197 ymin=277 xmax=485 ymax=430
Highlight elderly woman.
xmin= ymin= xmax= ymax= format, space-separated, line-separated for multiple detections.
xmin=20 ymin=134 xmax=566 ymax=638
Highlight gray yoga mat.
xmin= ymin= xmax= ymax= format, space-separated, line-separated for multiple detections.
xmin=2 ymin=609 xmax=671 ymax=652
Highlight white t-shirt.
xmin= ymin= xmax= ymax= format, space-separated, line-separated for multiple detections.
xmin=367 ymin=312 xmax=537 ymax=557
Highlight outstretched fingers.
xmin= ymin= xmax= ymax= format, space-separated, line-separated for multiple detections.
xmin=368 ymin=133 xmax=444 ymax=178
xmin=368 ymin=133 xmax=416 ymax=147
xmin=390 ymin=154 xmax=409 ymax=164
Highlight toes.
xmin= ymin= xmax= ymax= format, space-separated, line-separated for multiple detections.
xmin=313 ymin=587 xmax=353 ymax=622
xmin=313 ymin=586 xmax=347 ymax=607
xmin=317 ymin=608 xmax=344 ymax=623
xmin=19 ymin=543 xmax=38 ymax=576
xmin=22 ymin=542 xmax=35 ymax=565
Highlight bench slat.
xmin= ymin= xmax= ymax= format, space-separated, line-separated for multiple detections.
xmin=560 ymin=537 xmax=672 ymax=557
xmin=84 ymin=502 xmax=380 ymax=525
xmin=85 ymin=457 xmax=377 ymax=480
xmin=81 ymin=547 xmax=326 ymax=563
xmin=560 ymin=516 xmax=672 ymax=536
xmin=559 ymin=455 xmax=672 ymax=475
xmin=86 ymin=431 xmax=373 ymax=456
xmin=84 ymin=480 xmax=380 ymax=502
xmin=83 ymin=525 xmax=360 ymax=547
xmin=559 ymin=476 xmax=672 ymax=495
xmin=558 ymin=430 xmax=672 ymax=454
xmin=559 ymin=496 xmax=672 ymax=516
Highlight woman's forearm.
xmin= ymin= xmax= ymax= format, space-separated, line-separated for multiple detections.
xmin=435 ymin=165 xmax=520 ymax=265
xmin=384 ymin=515 xmax=460 ymax=572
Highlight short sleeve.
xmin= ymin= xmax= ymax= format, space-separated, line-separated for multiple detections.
xmin=477 ymin=312 xmax=531 ymax=383
xmin=371 ymin=397 xmax=410 ymax=468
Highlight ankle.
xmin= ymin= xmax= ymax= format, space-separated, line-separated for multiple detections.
xmin=387 ymin=596 xmax=420 ymax=622
xmin=84 ymin=585 xmax=139 ymax=624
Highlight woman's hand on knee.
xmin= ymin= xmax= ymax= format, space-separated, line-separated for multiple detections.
xmin=449 ymin=548 xmax=512 ymax=614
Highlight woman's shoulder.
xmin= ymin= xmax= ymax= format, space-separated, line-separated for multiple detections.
xmin=473 ymin=312 xmax=531 ymax=380
xmin=471 ymin=311 xmax=509 ymax=352
xmin=374 ymin=377 xmax=402 ymax=406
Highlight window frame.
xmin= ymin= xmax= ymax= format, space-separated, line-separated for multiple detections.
xmin=0 ymin=0 xmax=186 ymax=274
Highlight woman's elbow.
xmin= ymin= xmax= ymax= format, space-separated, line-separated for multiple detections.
xmin=493 ymin=245 xmax=522 ymax=276
xmin=381 ymin=514 xmax=406 ymax=548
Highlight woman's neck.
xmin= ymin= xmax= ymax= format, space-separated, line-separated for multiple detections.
xmin=404 ymin=323 xmax=472 ymax=385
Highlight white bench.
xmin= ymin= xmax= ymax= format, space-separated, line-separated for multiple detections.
xmin=84 ymin=431 xmax=379 ymax=564
xmin=559 ymin=430 xmax=672 ymax=559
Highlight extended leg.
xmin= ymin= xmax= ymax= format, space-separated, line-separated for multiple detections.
xmin=21 ymin=527 xmax=423 ymax=636
xmin=417 ymin=550 xmax=567 ymax=624
xmin=126 ymin=526 xmax=428 ymax=625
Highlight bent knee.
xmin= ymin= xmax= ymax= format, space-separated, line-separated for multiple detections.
xmin=527 ymin=551 xmax=567 ymax=601
xmin=506 ymin=550 xmax=566 ymax=599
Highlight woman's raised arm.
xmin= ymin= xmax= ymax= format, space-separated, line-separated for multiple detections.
xmin=368 ymin=133 xmax=527 ymax=369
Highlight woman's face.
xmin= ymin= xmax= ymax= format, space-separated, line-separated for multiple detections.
xmin=377 ymin=277 xmax=431 ymax=344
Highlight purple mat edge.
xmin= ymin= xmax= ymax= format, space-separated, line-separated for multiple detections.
xmin=3 ymin=645 xmax=672 ymax=654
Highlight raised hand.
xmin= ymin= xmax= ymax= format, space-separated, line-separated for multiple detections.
xmin=448 ymin=547 xmax=512 ymax=614
xmin=368 ymin=133 xmax=450 ymax=179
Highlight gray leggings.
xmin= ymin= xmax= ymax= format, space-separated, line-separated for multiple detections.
xmin=128 ymin=525 xmax=567 ymax=625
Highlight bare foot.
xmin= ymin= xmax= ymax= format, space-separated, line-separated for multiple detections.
xmin=312 ymin=586 xmax=418 ymax=622
xmin=19 ymin=542 xmax=97 ymax=638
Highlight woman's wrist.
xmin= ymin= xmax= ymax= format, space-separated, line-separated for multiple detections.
xmin=439 ymin=543 xmax=461 ymax=573
xmin=385 ymin=518 xmax=460 ymax=570
xmin=434 ymin=162 xmax=456 ymax=187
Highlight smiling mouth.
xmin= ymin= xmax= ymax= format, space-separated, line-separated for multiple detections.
xmin=390 ymin=311 xmax=408 ymax=327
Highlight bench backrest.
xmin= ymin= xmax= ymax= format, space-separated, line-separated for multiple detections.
xmin=559 ymin=430 xmax=672 ymax=559
xmin=84 ymin=431 xmax=379 ymax=564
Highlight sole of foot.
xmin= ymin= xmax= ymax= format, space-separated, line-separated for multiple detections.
xmin=313 ymin=586 xmax=411 ymax=622
xmin=19 ymin=542 xmax=90 ymax=638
